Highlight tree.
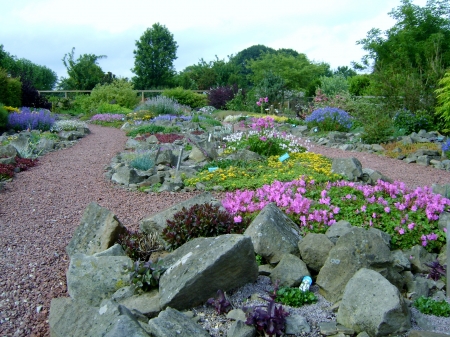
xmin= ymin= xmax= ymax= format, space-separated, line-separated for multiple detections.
xmin=59 ymin=48 xmax=107 ymax=90
xmin=132 ymin=23 xmax=178 ymax=89
xmin=356 ymin=0 xmax=450 ymax=112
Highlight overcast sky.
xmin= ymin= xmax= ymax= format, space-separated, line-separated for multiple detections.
xmin=1 ymin=0 xmax=428 ymax=83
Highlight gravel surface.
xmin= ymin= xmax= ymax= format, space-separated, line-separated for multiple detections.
xmin=0 ymin=125 xmax=449 ymax=336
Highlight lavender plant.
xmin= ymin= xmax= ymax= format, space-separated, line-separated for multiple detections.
xmin=135 ymin=95 xmax=188 ymax=116
xmin=305 ymin=107 xmax=353 ymax=132
xmin=8 ymin=108 xmax=56 ymax=132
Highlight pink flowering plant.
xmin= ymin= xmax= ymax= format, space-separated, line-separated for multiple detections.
xmin=256 ymin=97 xmax=269 ymax=114
xmin=222 ymin=178 xmax=449 ymax=253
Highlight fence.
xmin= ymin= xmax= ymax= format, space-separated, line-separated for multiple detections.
xmin=37 ymin=90 xmax=208 ymax=102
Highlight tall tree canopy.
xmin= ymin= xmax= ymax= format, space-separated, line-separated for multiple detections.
xmin=59 ymin=47 xmax=107 ymax=90
xmin=356 ymin=0 xmax=450 ymax=111
xmin=132 ymin=23 xmax=178 ymax=89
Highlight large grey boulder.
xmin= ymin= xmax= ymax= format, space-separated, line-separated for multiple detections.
xmin=270 ymin=253 xmax=310 ymax=287
xmin=0 ymin=144 xmax=18 ymax=157
xmin=316 ymin=227 xmax=392 ymax=303
xmin=58 ymin=130 xmax=84 ymax=141
xmin=49 ymin=298 xmax=150 ymax=337
xmin=147 ymin=307 xmax=210 ymax=337
xmin=67 ymin=252 xmax=133 ymax=306
xmin=139 ymin=192 xmax=222 ymax=235
xmin=331 ymin=157 xmax=363 ymax=181
xmin=337 ymin=268 xmax=411 ymax=337
xmin=9 ymin=133 xmax=29 ymax=156
xmin=159 ymin=234 xmax=258 ymax=310
xmin=66 ymin=202 xmax=127 ymax=258
xmin=325 ymin=220 xmax=353 ymax=244
xmin=360 ymin=168 xmax=392 ymax=185
xmin=112 ymin=165 xmax=145 ymax=185
xmin=119 ymin=290 xmax=161 ymax=318
xmin=244 ymin=203 xmax=301 ymax=264
xmin=36 ymin=137 xmax=55 ymax=153
xmin=298 ymin=233 xmax=334 ymax=272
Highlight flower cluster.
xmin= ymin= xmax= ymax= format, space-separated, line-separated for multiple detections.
xmin=8 ymin=108 xmax=55 ymax=132
xmin=256 ymin=97 xmax=269 ymax=114
xmin=91 ymin=113 xmax=124 ymax=122
xmin=305 ymin=106 xmax=352 ymax=132
xmin=50 ymin=120 xmax=88 ymax=132
xmin=442 ymin=139 xmax=450 ymax=159
xmin=250 ymin=117 xmax=274 ymax=132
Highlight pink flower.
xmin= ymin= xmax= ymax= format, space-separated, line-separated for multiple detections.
xmin=360 ymin=205 xmax=366 ymax=212
xmin=372 ymin=213 xmax=377 ymax=218
xmin=384 ymin=207 xmax=390 ymax=213
xmin=256 ymin=101 xmax=261 ymax=106
xmin=260 ymin=136 xmax=267 ymax=141
xmin=398 ymin=228 xmax=405 ymax=235
xmin=426 ymin=233 xmax=438 ymax=241
xmin=233 ymin=216 xmax=242 ymax=223
xmin=407 ymin=223 xmax=415 ymax=230
xmin=264 ymin=97 xmax=269 ymax=103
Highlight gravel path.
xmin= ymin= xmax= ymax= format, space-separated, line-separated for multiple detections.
xmin=0 ymin=125 xmax=449 ymax=336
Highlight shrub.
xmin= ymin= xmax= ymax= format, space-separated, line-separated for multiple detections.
xmin=130 ymin=155 xmax=154 ymax=171
xmin=161 ymin=203 xmax=249 ymax=250
xmin=5 ymin=77 xmax=22 ymax=108
xmin=425 ymin=260 xmax=447 ymax=281
xmin=393 ymin=109 xmax=434 ymax=134
xmin=21 ymin=80 xmax=51 ymax=109
xmin=0 ymin=104 xmax=8 ymax=131
xmin=225 ymin=88 xmax=248 ymax=111
xmin=162 ymin=87 xmax=207 ymax=109
xmin=89 ymin=79 xmax=138 ymax=109
xmin=208 ymin=85 xmax=238 ymax=109
xmin=50 ymin=119 xmax=87 ymax=132
xmin=8 ymin=108 xmax=55 ymax=132
xmin=0 ymin=163 xmax=15 ymax=180
xmin=126 ymin=124 xmax=180 ymax=138
xmin=305 ymin=107 xmax=353 ymax=132
xmin=435 ymin=71 xmax=450 ymax=130
xmin=207 ymin=290 xmax=232 ymax=315
xmin=117 ymin=230 xmax=163 ymax=261
xmin=361 ymin=116 xmax=394 ymax=144
xmin=318 ymin=74 xmax=349 ymax=97
xmin=136 ymin=95 xmax=187 ymax=116
xmin=96 ymin=102 xmax=132 ymax=114
xmin=348 ymin=74 xmax=372 ymax=96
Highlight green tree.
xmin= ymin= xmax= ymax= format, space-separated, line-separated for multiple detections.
xmin=59 ymin=47 xmax=107 ymax=90
xmin=356 ymin=0 xmax=450 ymax=112
xmin=132 ymin=23 xmax=178 ymax=89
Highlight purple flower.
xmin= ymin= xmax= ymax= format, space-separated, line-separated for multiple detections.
xmin=233 ymin=216 xmax=242 ymax=223
xmin=398 ymin=228 xmax=405 ymax=235
xmin=260 ymin=136 xmax=267 ymax=141
xmin=384 ymin=207 xmax=390 ymax=213
xmin=407 ymin=223 xmax=415 ymax=230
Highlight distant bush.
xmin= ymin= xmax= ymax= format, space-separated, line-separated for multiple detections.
xmin=393 ymin=109 xmax=434 ymax=134
xmin=21 ymin=80 xmax=51 ymax=109
xmin=208 ymin=85 xmax=238 ymax=109
xmin=135 ymin=95 xmax=187 ymax=116
xmin=96 ymin=102 xmax=132 ymax=114
xmin=162 ymin=87 xmax=207 ymax=109
xmin=0 ymin=104 xmax=8 ymax=131
xmin=90 ymin=79 xmax=138 ymax=109
xmin=8 ymin=108 xmax=55 ymax=132
xmin=318 ymin=74 xmax=349 ymax=97
xmin=361 ymin=115 xmax=394 ymax=144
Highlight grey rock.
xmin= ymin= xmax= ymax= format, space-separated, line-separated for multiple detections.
xmin=360 ymin=168 xmax=393 ymax=185
xmin=405 ymin=275 xmax=431 ymax=300
xmin=66 ymin=202 xmax=127 ymax=258
xmin=331 ymin=157 xmax=363 ymax=181
xmin=298 ymin=233 xmax=334 ymax=272
xmin=9 ymin=133 xmax=29 ymax=155
xmin=316 ymin=227 xmax=392 ymax=303
xmin=58 ymin=130 xmax=84 ymax=141
xmin=285 ymin=313 xmax=311 ymax=334
xmin=0 ymin=144 xmax=18 ymax=157
xmin=226 ymin=308 xmax=247 ymax=322
xmin=258 ymin=264 xmax=273 ymax=276
xmin=147 ymin=307 xmax=210 ymax=337
xmin=224 ymin=149 xmax=263 ymax=162
xmin=391 ymin=249 xmax=411 ymax=272
xmin=438 ymin=211 xmax=450 ymax=231
xmin=139 ymin=192 xmax=222 ymax=235
xmin=416 ymin=155 xmax=431 ymax=166
xmin=371 ymin=144 xmax=385 ymax=152
xmin=403 ymin=245 xmax=437 ymax=273
xmin=368 ymin=227 xmax=392 ymax=248
xmin=337 ymin=268 xmax=410 ymax=336
xmin=0 ymin=156 xmax=16 ymax=165
xmin=36 ymin=137 xmax=55 ymax=153
xmin=325 ymin=220 xmax=353 ymax=244
xmin=159 ymin=234 xmax=258 ymax=310
xmin=67 ymin=253 xmax=133 ymax=306
xmin=119 ymin=289 xmax=161 ymax=318
xmin=318 ymin=321 xmax=338 ymax=335
xmin=156 ymin=149 xmax=176 ymax=166
xmin=244 ymin=203 xmax=301 ymax=264
xmin=409 ymin=330 xmax=450 ymax=337
xmin=112 ymin=166 xmax=145 ymax=185
xmin=49 ymin=298 xmax=149 ymax=337
xmin=270 ymin=253 xmax=310 ymax=287
xmin=227 ymin=320 xmax=256 ymax=337
xmin=94 ymin=243 xmax=126 ymax=257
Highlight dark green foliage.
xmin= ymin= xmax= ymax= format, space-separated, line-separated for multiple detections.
xmin=361 ymin=116 xmax=394 ymax=144
xmin=393 ymin=109 xmax=434 ymax=133
xmin=199 ymin=115 xmax=222 ymax=127
xmin=162 ymin=87 xmax=207 ymax=108
xmin=162 ymin=203 xmax=249 ymax=250
xmin=0 ymin=104 xmax=7 ymax=130
xmin=414 ymin=296 xmax=450 ymax=317
xmin=348 ymin=74 xmax=372 ymax=96
xmin=132 ymin=23 xmax=178 ymax=89
xmin=59 ymin=47 xmax=107 ymax=90
xmin=130 ymin=155 xmax=154 ymax=171
xmin=21 ymin=80 xmax=51 ymax=109
xmin=117 ymin=230 xmax=163 ymax=261
xmin=275 ymin=287 xmax=318 ymax=307
xmin=208 ymin=84 xmax=238 ymax=109
xmin=129 ymin=259 xmax=166 ymax=291
xmin=207 ymin=290 xmax=232 ymax=314
xmin=126 ymin=124 xmax=180 ymax=138
xmin=5 ymin=77 xmax=22 ymax=107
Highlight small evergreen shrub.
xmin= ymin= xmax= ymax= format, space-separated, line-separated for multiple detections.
xmin=305 ymin=107 xmax=352 ymax=132
xmin=50 ymin=119 xmax=87 ymax=132
xmin=5 ymin=77 xmax=22 ymax=108
xmin=130 ymin=155 xmax=154 ymax=171
xmin=162 ymin=203 xmax=249 ymax=250
xmin=90 ymin=79 xmax=138 ymax=109
xmin=393 ymin=109 xmax=434 ymax=134
xmin=361 ymin=116 xmax=394 ymax=144
xmin=162 ymin=87 xmax=207 ymax=109
xmin=136 ymin=95 xmax=188 ymax=116
xmin=208 ymin=85 xmax=238 ymax=109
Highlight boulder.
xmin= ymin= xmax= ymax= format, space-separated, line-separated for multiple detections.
xmin=36 ymin=137 xmax=55 ymax=153
xmin=0 ymin=144 xmax=18 ymax=157
xmin=325 ymin=220 xmax=353 ymax=244
xmin=66 ymin=202 xmax=127 ymax=258
xmin=224 ymin=149 xmax=263 ymax=162
xmin=58 ymin=130 xmax=84 ymax=141
xmin=147 ymin=307 xmax=210 ymax=337
xmin=403 ymin=245 xmax=437 ymax=273
xmin=316 ymin=227 xmax=392 ymax=303
xmin=159 ymin=234 xmax=258 ymax=310
xmin=139 ymin=192 xmax=222 ymax=235
xmin=298 ymin=233 xmax=334 ymax=272
xmin=269 ymin=253 xmax=310 ymax=287
xmin=119 ymin=289 xmax=161 ymax=318
xmin=244 ymin=203 xmax=301 ymax=264
xmin=67 ymin=252 xmax=133 ymax=306
xmin=112 ymin=166 xmax=145 ymax=185
xmin=331 ymin=157 xmax=363 ymax=181
xmin=9 ymin=133 xmax=29 ymax=156
xmin=337 ymin=268 xmax=411 ymax=337
xmin=285 ymin=313 xmax=311 ymax=334
xmin=227 ymin=320 xmax=256 ymax=337
xmin=360 ymin=168 xmax=393 ymax=185
xmin=49 ymin=298 xmax=149 ymax=337
xmin=155 ymin=149 xmax=176 ymax=166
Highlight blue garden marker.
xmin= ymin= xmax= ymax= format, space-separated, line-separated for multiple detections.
xmin=279 ymin=153 xmax=289 ymax=162
xmin=299 ymin=276 xmax=312 ymax=292
xmin=208 ymin=167 xmax=219 ymax=172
